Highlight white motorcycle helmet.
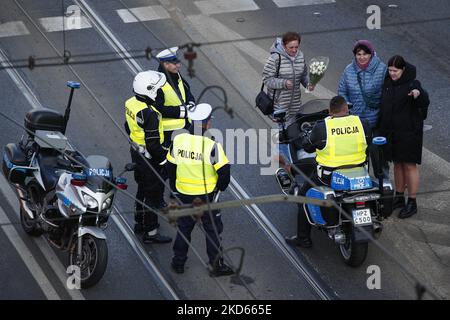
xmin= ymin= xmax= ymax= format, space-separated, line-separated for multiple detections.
xmin=133 ymin=71 xmax=167 ymax=100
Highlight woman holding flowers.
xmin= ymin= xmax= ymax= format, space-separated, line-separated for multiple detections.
xmin=379 ymin=55 xmax=429 ymax=219
xmin=262 ymin=31 xmax=314 ymax=127
xmin=262 ymin=32 xmax=314 ymax=178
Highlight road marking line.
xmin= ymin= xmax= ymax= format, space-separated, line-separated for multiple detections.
xmin=0 ymin=21 xmax=30 ymax=38
xmin=194 ymin=0 xmax=259 ymax=15
xmin=272 ymin=0 xmax=335 ymax=7
xmin=39 ymin=16 xmax=92 ymax=32
xmin=0 ymin=206 xmax=60 ymax=300
xmin=0 ymin=47 xmax=43 ymax=109
xmin=35 ymin=237 xmax=85 ymax=300
xmin=117 ymin=5 xmax=170 ymax=23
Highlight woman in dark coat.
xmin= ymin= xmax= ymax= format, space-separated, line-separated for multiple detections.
xmin=379 ymin=55 xmax=430 ymax=219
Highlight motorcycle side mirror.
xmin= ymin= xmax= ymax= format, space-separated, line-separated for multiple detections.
xmin=125 ymin=163 xmax=136 ymax=172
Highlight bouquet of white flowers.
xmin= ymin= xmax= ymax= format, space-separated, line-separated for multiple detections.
xmin=306 ymin=56 xmax=329 ymax=92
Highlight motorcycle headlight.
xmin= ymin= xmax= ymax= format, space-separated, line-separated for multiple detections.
xmin=82 ymin=193 xmax=98 ymax=209
xmin=102 ymin=197 xmax=112 ymax=210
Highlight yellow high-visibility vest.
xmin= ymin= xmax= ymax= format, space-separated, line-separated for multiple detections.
xmin=167 ymin=133 xmax=229 ymax=195
xmin=161 ymin=75 xmax=187 ymax=131
xmin=125 ymin=97 xmax=164 ymax=145
xmin=316 ymin=115 xmax=367 ymax=168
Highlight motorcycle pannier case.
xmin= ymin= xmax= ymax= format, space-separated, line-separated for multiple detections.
xmin=306 ymin=186 xmax=339 ymax=226
xmin=25 ymin=108 xmax=65 ymax=133
xmin=2 ymin=143 xmax=30 ymax=184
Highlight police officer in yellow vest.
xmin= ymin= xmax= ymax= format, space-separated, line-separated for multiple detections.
xmin=125 ymin=71 xmax=181 ymax=244
xmin=286 ymin=96 xmax=372 ymax=248
xmin=155 ymin=47 xmax=196 ymax=148
xmin=166 ymin=104 xmax=234 ymax=277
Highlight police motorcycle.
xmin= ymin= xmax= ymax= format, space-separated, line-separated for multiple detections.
xmin=2 ymin=81 xmax=130 ymax=288
xmin=275 ymin=99 xmax=394 ymax=267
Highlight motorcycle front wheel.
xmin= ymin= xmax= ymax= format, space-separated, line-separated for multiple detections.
xmin=339 ymin=231 xmax=368 ymax=267
xmin=20 ymin=207 xmax=43 ymax=236
xmin=68 ymin=234 xmax=108 ymax=289
xmin=20 ymin=181 xmax=45 ymax=236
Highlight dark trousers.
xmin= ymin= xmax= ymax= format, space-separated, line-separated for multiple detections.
xmin=130 ymin=148 xmax=165 ymax=232
xmin=296 ymin=172 xmax=328 ymax=239
xmin=172 ymin=193 xmax=223 ymax=267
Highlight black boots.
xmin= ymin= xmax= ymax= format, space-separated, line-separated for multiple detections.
xmin=398 ymin=198 xmax=417 ymax=219
xmin=143 ymin=231 xmax=172 ymax=244
xmin=393 ymin=192 xmax=405 ymax=210
xmin=210 ymin=260 xmax=234 ymax=277
xmin=171 ymin=262 xmax=185 ymax=274
xmin=285 ymin=235 xmax=312 ymax=248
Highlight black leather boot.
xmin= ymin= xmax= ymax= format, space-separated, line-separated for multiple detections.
xmin=398 ymin=198 xmax=417 ymax=219
xmin=143 ymin=231 xmax=172 ymax=244
xmin=210 ymin=260 xmax=234 ymax=277
xmin=285 ymin=235 xmax=312 ymax=248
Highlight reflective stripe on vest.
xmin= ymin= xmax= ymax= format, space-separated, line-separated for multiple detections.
xmin=167 ymin=133 xmax=229 ymax=195
xmin=125 ymin=97 xmax=164 ymax=145
xmin=316 ymin=115 xmax=367 ymax=168
xmin=161 ymin=75 xmax=187 ymax=131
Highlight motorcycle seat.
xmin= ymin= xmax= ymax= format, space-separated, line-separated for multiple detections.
xmin=4 ymin=143 xmax=28 ymax=166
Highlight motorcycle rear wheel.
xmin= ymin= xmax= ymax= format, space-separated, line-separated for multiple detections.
xmin=68 ymin=234 xmax=108 ymax=289
xmin=339 ymin=233 xmax=368 ymax=267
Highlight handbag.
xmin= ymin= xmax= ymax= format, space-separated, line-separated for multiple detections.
xmin=256 ymin=53 xmax=281 ymax=115
xmin=355 ymin=67 xmax=379 ymax=110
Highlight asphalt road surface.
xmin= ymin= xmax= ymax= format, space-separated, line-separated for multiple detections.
xmin=1 ymin=0 xmax=449 ymax=300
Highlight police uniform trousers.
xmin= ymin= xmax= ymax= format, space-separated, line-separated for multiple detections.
xmin=130 ymin=147 xmax=166 ymax=232
xmin=172 ymin=193 xmax=223 ymax=267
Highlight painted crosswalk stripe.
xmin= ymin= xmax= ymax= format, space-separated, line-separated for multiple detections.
xmin=194 ymin=0 xmax=259 ymax=15
xmin=39 ymin=16 xmax=92 ymax=32
xmin=272 ymin=0 xmax=335 ymax=7
xmin=117 ymin=5 xmax=170 ymax=23
xmin=0 ymin=21 xmax=30 ymax=38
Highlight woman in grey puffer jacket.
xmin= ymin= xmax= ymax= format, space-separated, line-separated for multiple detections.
xmin=262 ymin=32 xmax=313 ymax=127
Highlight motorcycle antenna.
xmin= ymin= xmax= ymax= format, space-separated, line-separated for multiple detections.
xmin=63 ymin=81 xmax=80 ymax=134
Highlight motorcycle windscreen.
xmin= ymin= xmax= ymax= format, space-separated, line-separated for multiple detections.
xmin=84 ymin=155 xmax=114 ymax=193
xmin=84 ymin=167 xmax=114 ymax=193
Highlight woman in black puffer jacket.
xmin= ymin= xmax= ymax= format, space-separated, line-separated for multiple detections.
xmin=379 ymin=55 xmax=430 ymax=219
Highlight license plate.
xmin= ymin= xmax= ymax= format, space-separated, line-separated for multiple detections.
xmin=352 ymin=208 xmax=372 ymax=226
